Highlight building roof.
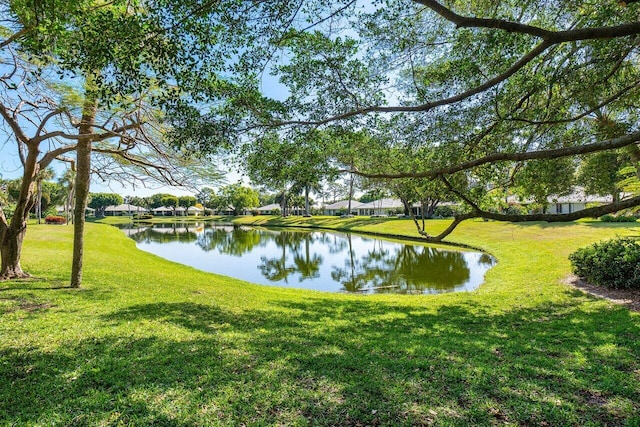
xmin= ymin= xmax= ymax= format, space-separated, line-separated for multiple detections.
xmin=357 ymin=198 xmax=405 ymax=210
xmin=324 ymin=200 xmax=364 ymax=210
xmin=105 ymin=204 xmax=148 ymax=212
xmin=256 ymin=203 xmax=281 ymax=211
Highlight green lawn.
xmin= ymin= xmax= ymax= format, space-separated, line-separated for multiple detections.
xmin=1 ymin=217 xmax=639 ymax=425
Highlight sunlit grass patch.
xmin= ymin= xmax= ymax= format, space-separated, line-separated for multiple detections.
xmin=0 ymin=218 xmax=639 ymax=425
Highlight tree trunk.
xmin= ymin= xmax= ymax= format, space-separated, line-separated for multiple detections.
xmin=66 ymin=185 xmax=75 ymax=225
xmin=281 ymin=189 xmax=287 ymax=217
xmin=36 ymin=179 xmax=42 ymax=224
xmin=0 ymin=146 xmax=39 ymax=280
xmin=348 ymin=173 xmax=354 ymax=214
xmin=0 ymin=212 xmax=27 ymax=280
xmin=70 ymin=93 xmax=98 ymax=288
xmin=400 ymin=198 xmax=410 ymax=216
xmin=304 ymin=185 xmax=310 ymax=215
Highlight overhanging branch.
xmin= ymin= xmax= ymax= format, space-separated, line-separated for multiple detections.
xmin=352 ymin=131 xmax=640 ymax=179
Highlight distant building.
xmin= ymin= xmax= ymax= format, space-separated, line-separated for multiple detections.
xmin=255 ymin=203 xmax=281 ymax=215
xmin=506 ymin=187 xmax=616 ymax=214
xmin=104 ymin=204 xmax=148 ymax=216
xmin=356 ymin=198 xmax=405 ymax=216
xmin=546 ymin=190 xmax=613 ymax=214
xmin=151 ymin=206 xmax=174 ymax=216
xmin=323 ymin=200 xmax=363 ymax=216
xmin=187 ymin=206 xmax=204 ymax=216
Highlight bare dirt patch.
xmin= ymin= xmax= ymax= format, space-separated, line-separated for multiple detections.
xmin=565 ymin=275 xmax=640 ymax=313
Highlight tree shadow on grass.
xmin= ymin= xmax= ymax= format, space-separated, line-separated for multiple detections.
xmin=1 ymin=297 xmax=639 ymax=425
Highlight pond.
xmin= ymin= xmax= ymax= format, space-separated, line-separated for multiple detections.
xmin=118 ymin=222 xmax=495 ymax=294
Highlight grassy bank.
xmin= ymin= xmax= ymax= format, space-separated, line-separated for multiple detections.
xmin=1 ymin=217 xmax=639 ymax=425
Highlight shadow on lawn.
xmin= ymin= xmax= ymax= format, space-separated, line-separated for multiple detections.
xmin=1 ymin=296 xmax=639 ymax=425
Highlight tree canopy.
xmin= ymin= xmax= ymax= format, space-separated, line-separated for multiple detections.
xmin=170 ymin=0 xmax=640 ymax=240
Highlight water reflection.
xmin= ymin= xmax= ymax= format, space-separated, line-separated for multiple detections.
xmin=119 ymin=223 xmax=495 ymax=294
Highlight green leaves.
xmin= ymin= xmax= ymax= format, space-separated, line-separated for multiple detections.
xmin=570 ymin=237 xmax=640 ymax=289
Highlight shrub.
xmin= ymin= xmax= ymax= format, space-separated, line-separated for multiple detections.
xmin=133 ymin=213 xmax=154 ymax=220
xmin=503 ymin=204 xmax=526 ymax=215
xmin=44 ymin=215 xmax=66 ymax=225
xmin=569 ymin=237 xmax=640 ymax=289
xmin=600 ymin=214 xmax=637 ymax=223
xmin=433 ymin=205 xmax=458 ymax=218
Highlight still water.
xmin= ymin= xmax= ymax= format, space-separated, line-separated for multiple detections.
xmin=119 ymin=222 xmax=495 ymax=294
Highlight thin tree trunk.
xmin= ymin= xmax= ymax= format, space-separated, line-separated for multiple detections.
xmin=36 ymin=179 xmax=42 ymax=224
xmin=304 ymin=185 xmax=310 ymax=215
xmin=281 ymin=188 xmax=287 ymax=217
xmin=70 ymin=92 xmax=98 ymax=288
xmin=348 ymin=173 xmax=354 ymax=214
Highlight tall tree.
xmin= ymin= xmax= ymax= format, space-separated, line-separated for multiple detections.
xmin=177 ymin=0 xmax=640 ymax=241
xmin=244 ymin=133 xmax=296 ymax=216
xmin=218 ymin=184 xmax=259 ymax=216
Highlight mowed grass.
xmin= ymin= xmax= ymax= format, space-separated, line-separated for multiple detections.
xmin=1 ymin=217 xmax=639 ymax=426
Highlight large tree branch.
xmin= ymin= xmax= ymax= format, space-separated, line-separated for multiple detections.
xmin=418 ymin=196 xmax=640 ymax=242
xmin=30 ymin=120 xmax=144 ymax=145
xmin=353 ymin=131 xmax=640 ymax=179
xmin=35 ymin=108 xmax=67 ymax=137
xmin=268 ymin=1 xmax=640 ymax=128
xmin=38 ymin=144 xmax=78 ymax=169
xmin=415 ymin=0 xmax=640 ymax=42
xmin=0 ymin=27 xmax=32 ymax=49
xmin=0 ymin=102 xmax=30 ymax=145
xmin=273 ymin=41 xmax=551 ymax=126
xmin=413 ymin=0 xmax=552 ymax=38
xmin=476 ymin=195 xmax=640 ymax=222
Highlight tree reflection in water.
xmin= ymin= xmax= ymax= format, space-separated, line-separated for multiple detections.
xmin=259 ymin=231 xmax=323 ymax=283
xmin=119 ymin=224 xmax=494 ymax=294
xmin=124 ymin=222 xmax=200 ymax=244
xmin=196 ymin=226 xmax=264 ymax=256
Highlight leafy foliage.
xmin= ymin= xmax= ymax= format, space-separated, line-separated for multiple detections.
xmin=88 ymin=193 xmax=124 ymax=217
xmin=217 ymin=183 xmax=259 ymax=216
xmin=599 ymin=214 xmax=637 ymax=223
xmin=569 ymin=237 xmax=640 ymax=289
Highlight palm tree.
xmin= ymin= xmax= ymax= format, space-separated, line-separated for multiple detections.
xmin=58 ymin=168 xmax=76 ymax=224
xmin=35 ymin=168 xmax=54 ymax=224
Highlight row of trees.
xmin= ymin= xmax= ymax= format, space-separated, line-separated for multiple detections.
xmin=89 ymin=185 xmax=260 ymax=217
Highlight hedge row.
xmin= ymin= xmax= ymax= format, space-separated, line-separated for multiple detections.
xmin=569 ymin=237 xmax=640 ymax=289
